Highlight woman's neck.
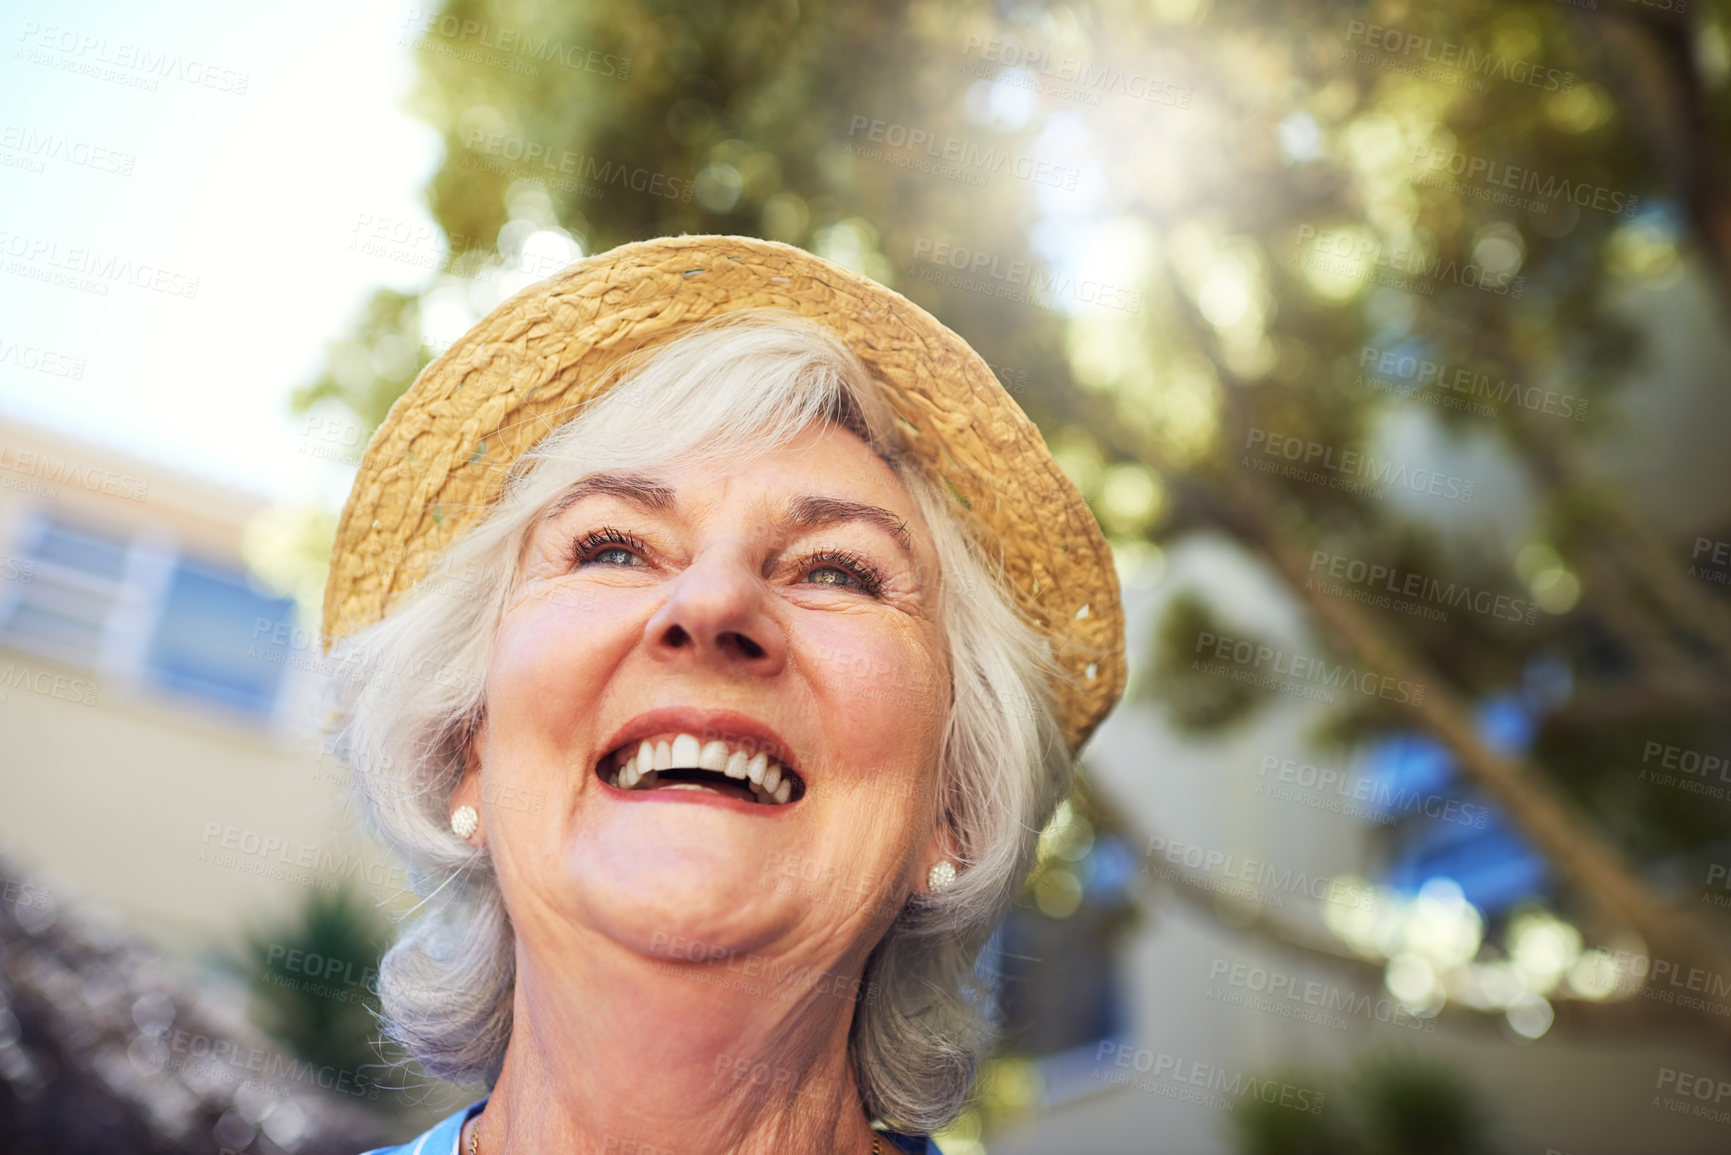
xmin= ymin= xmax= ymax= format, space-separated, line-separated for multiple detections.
xmin=470 ymin=933 xmax=881 ymax=1154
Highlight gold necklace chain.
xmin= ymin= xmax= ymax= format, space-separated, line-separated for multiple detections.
xmin=468 ymin=1115 xmax=883 ymax=1153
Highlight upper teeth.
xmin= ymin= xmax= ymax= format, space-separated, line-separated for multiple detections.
xmin=613 ymin=733 xmax=795 ymax=805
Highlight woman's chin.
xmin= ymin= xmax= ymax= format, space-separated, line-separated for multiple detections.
xmin=562 ymin=819 xmax=802 ymax=957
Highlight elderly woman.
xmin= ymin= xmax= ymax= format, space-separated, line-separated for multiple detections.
xmin=324 ymin=236 xmax=1125 ymax=1154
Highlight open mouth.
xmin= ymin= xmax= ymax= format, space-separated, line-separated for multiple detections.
xmin=598 ymin=732 xmax=805 ymax=806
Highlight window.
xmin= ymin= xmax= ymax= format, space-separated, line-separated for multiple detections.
xmin=1359 ymin=693 xmax=1550 ymax=916
xmin=0 ymin=509 xmax=298 ymax=722
xmin=983 ymin=812 xmax=1140 ymax=1110
xmin=0 ymin=516 xmax=133 ymax=668
xmin=143 ymin=556 xmax=296 ymax=717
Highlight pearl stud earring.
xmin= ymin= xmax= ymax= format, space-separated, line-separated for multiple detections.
xmin=927 ymin=860 xmax=957 ymax=893
xmin=450 ymin=805 xmax=479 ymax=839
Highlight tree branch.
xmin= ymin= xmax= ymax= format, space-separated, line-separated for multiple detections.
xmin=1580 ymin=7 xmax=1731 ymax=321
xmin=1142 ymin=262 xmax=1731 ymax=1037
xmin=1234 ymin=474 xmax=1731 ymax=991
xmin=1508 ymin=404 xmax=1731 ymax=673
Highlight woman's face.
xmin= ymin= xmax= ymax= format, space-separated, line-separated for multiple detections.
xmin=458 ymin=422 xmax=951 ymax=976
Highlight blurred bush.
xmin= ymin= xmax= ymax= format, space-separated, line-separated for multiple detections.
xmin=1233 ymin=1053 xmax=1494 ymax=1155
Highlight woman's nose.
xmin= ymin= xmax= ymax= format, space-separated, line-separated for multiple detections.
xmin=643 ymin=548 xmax=787 ymax=675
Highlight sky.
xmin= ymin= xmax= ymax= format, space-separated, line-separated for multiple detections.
xmin=0 ymin=0 xmax=442 ymax=508
xmin=0 ymin=2 xmax=1150 ymax=513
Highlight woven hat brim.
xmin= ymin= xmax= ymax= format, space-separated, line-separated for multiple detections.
xmin=322 ymin=235 xmax=1125 ymax=756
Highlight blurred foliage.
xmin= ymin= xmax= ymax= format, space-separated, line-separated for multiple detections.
xmin=236 ymin=887 xmax=394 ymax=1099
xmin=241 ymin=503 xmax=340 ymax=626
xmin=294 ymin=289 xmax=434 ymax=433
xmin=1233 ymin=1054 xmax=1495 ymax=1155
xmin=1356 ymin=1056 xmax=1494 ymax=1155
xmin=1145 ymin=590 xmax=1264 ymax=731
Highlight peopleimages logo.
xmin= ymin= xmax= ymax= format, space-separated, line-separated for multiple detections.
xmin=17 ymin=23 xmax=251 ymax=94
xmin=0 ymin=444 xmax=148 ymax=501
xmin=262 ymin=944 xmax=379 ymax=1001
xmin=1192 ymin=629 xmax=1426 ymax=705
xmin=1655 ymin=1067 xmax=1731 ymax=1126
xmin=907 ymin=237 xmax=1143 ymax=314
xmin=1308 ymin=547 xmax=1539 ymax=625
xmin=154 ymin=1029 xmax=380 ymax=1099
xmin=1343 ymin=20 xmax=1576 ymax=92
xmin=0 ymin=124 xmax=136 ymax=175
xmin=0 ymin=662 xmax=99 ymax=705
xmin=845 ymin=116 xmax=1082 ymax=190
xmin=197 ymin=822 xmax=414 ymax=896
xmin=958 ymin=35 xmax=1193 ymax=109
xmin=1144 ymin=835 xmax=1380 ymax=910
xmin=0 ymin=231 xmax=200 ymax=299
xmin=1295 ymin=225 xmax=1524 ymax=298
xmin=1691 ymin=537 xmax=1731 ymax=587
xmin=1412 ymin=146 xmax=1639 ymax=218
xmin=1092 ymin=1041 xmax=1326 ymax=1114
xmin=0 ymin=336 xmax=86 ymax=379
xmin=462 ymin=128 xmax=693 ymax=201
xmin=1637 ymin=739 xmax=1731 ymax=801
xmin=1257 ymin=754 xmax=1490 ymax=830
xmin=1242 ymin=427 xmax=1476 ymax=504
xmin=1357 ymin=345 xmax=1588 ymax=422
xmin=400 ymin=9 xmax=631 ymax=78
xmin=647 ymin=931 xmax=877 ymax=1005
xmin=1207 ymin=956 xmax=1437 ymax=1033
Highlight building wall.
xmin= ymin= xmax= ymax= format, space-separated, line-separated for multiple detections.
xmin=0 ymin=415 xmax=398 ymax=956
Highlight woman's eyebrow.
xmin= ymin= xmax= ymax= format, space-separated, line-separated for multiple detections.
xmin=541 ymin=472 xmax=676 ymax=522
xmin=780 ymin=495 xmax=912 ymax=558
xmin=540 ymin=476 xmax=912 ymax=559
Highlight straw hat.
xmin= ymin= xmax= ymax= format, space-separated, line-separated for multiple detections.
xmin=322 ymin=234 xmax=1125 ymax=756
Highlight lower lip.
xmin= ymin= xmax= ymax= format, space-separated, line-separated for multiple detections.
xmin=598 ymin=777 xmax=797 ymax=814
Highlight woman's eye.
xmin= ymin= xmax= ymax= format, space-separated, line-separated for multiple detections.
xmin=570 ymin=528 xmax=650 ymax=570
xmin=802 ymin=552 xmax=883 ymax=596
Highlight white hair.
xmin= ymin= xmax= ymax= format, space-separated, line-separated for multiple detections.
xmin=327 ymin=309 xmax=1072 ymax=1133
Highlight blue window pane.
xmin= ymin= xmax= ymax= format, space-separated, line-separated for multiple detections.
xmin=1475 ymin=693 xmax=1537 ymax=755
xmin=995 ymin=902 xmax=1129 ymax=1058
xmin=1386 ymin=812 xmax=1549 ymax=914
xmin=1359 ymin=734 xmax=1456 ymax=820
xmin=142 ymin=558 xmax=296 ymax=717
xmin=1 ymin=600 xmax=106 ymax=658
xmin=1082 ymin=835 xmax=1139 ymax=902
xmin=35 ymin=519 xmax=128 ymax=580
xmin=1365 ymin=690 xmax=1550 ymax=915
